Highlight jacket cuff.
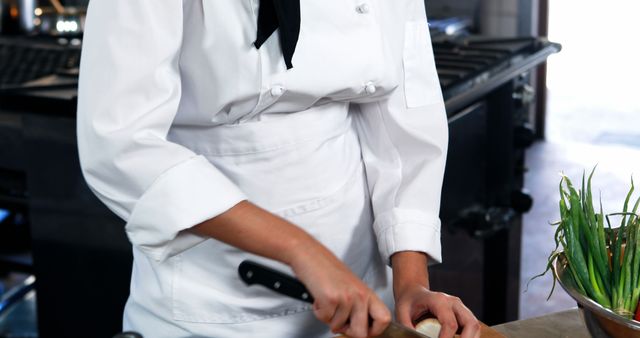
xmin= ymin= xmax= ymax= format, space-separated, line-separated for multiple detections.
xmin=125 ymin=155 xmax=247 ymax=261
xmin=373 ymin=209 xmax=442 ymax=266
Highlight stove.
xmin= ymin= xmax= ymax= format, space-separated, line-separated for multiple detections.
xmin=435 ymin=36 xmax=560 ymax=111
xmin=428 ymin=28 xmax=561 ymax=324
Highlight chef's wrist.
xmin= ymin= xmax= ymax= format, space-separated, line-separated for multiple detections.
xmin=280 ymin=232 xmax=315 ymax=265
xmin=279 ymin=226 xmax=329 ymax=268
xmin=391 ymin=251 xmax=430 ymax=296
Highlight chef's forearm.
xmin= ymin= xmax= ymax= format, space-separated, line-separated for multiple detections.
xmin=190 ymin=200 xmax=325 ymax=266
xmin=391 ymin=251 xmax=430 ymax=296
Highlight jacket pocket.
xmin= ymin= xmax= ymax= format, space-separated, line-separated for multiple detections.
xmin=402 ymin=20 xmax=443 ymax=108
xmin=171 ymin=162 xmax=374 ymax=324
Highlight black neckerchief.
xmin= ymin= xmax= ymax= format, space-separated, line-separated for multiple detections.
xmin=254 ymin=0 xmax=301 ymax=69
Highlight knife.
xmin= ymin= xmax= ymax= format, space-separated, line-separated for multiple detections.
xmin=238 ymin=260 xmax=433 ymax=338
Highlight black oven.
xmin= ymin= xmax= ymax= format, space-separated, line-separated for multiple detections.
xmin=429 ymin=34 xmax=560 ymax=324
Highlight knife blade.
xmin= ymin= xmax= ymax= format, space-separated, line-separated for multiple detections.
xmin=238 ymin=260 xmax=433 ymax=338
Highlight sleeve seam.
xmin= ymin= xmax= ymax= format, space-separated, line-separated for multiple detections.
xmin=376 ymin=220 xmax=441 ymax=236
xmin=138 ymin=154 xmax=202 ymax=200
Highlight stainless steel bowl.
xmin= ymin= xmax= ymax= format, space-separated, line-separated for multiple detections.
xmin=554 ymin=254 xmax=640 ymax=338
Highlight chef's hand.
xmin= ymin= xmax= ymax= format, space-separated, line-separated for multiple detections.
xmin=392 ymin=252 xmax=480 ymax=338
xmin=191 ymin=201 xmax=390 ymax=337
xmin=290 ymin=244 xmax=391 ymax=338
xmin=395 ymin=285 xmax=480 ymax=338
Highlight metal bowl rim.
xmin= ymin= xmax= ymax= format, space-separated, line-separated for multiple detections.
xmin=553 ymin=254 xmax=640 ymax=330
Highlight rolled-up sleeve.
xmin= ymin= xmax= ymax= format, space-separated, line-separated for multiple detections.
xmin=354 ymin=0 xmax=448 ymax=265
xmin=77 ymin=0 xmax=247 ymax=262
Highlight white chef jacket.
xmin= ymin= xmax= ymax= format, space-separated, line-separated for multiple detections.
xmin=77 ymin=0 xmax=448 ymax=336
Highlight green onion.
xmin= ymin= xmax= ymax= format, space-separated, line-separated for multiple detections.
xmin=531 ymin=168 xmax=640 ymax=319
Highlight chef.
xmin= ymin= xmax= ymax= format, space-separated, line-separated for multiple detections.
xmin=77 ymin=0 xmax=480 ymax=337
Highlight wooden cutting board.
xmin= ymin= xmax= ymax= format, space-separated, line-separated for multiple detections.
xmin=480 ymin=322 xmax=506 ymax=338
xmin=334 ymin=322 xmax=505 ymax=338
xmin=436 ymin=322 xmax=506 ymax=338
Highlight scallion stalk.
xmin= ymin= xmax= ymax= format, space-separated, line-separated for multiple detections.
xmin=533 ymin=168 xmax=640 ymax=319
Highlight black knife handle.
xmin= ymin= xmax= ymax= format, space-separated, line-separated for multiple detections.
xmin=238 ymin=260 xmax=314 ymax=304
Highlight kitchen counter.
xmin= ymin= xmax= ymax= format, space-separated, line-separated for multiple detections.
xmin=492 ymin=308 xmax=590 ymax=337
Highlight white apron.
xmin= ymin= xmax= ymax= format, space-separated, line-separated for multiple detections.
xmin=123 ymin=102 xmax=390 ymax=337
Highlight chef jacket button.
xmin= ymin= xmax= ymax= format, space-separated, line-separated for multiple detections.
xmin=270 ymin=85 xmax=285 ymax=97
xmin=365 ymin=82 xmax=376 ymax=95
xmin=355 ymin=3 xmax=370 ymax=14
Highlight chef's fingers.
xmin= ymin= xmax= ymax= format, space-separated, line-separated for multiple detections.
xmin=452 ymin=300 xmax=480 ymax=338
xmin=329 ymin=301 xmax=353 ymax=334
xmin=433 ymin=297 xmax=458 ymax=338
xmin=367 ymin=297 xmax=391 ymax=337
xmin=395 ymin=300 xmax=413 ymax=328
xmin=344 ymin=294 xmax=369 ymax=338
xmin=313 ymin=299 xmax=338 ymax=326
